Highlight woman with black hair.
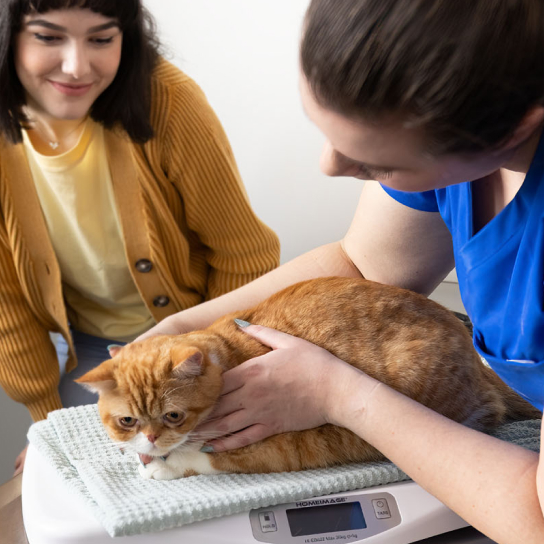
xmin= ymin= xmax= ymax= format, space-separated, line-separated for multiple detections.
xmin=140 ymin=1 xmax=544 ymax=541
xmin=0 ymin=0 xmax=279 ymax=469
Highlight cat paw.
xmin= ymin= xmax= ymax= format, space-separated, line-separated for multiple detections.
xmin=136 ymin=451 xmax=220 ymax=480
xmin=138 ymin=457 xmax=180 ymax=480
xmin=173 ymin=451 xmax=222 ymax=475
xmin=169 ymin=450 xmax=222 ymax=476
xmin=148 ymin=465 xmax=182 ymax=481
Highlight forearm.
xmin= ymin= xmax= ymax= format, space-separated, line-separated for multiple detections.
xmin=332 ymin=369 xmax=544 ymax=544
xmin=167 ymin=241 xmax=362 ymax=331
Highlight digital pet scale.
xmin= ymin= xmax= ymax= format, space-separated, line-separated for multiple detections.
xmin=22 ymin=445 xmax=495 ymax=544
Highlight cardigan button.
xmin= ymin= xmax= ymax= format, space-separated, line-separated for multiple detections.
xmin=153 ymin=296 xmax=170 ymax=308
xmin=135 ymin=259 xmax=153 ymax=273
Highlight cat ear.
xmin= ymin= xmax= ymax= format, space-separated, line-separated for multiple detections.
xmin=172 ymin=348 xmax=204 ymax=379
xmin=75 ymin=359 xmax=118 ymax=394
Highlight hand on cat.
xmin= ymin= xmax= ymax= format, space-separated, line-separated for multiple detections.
xmin=14 ymin=444 xmax=28 ymax=476
xmin=195 ymin=324 xmax=365 ymax=452
xmin=132 ymin=315 xmax=192 ymax=344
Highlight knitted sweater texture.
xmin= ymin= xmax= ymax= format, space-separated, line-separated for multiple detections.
xmin=0 ymin=59 xmax=280 ymax=421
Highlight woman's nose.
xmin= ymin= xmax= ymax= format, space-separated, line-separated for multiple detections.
xmin=61 ymin=42 xmax=91 ymax=79
xmin=319 ymin=141 xmax=351 ymax=177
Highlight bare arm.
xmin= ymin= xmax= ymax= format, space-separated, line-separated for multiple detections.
xmin=136 ymin=240 xmax=361 ymax=339
xmin=138 ymin=181 xmax=454 ymax=338
xmin=344 ymin=181 xmax=455 ymax=294
xmin=220 ymin=324 xmax=544 ymax=544
xmin=337 ymin=368 xmax=544 ymax=544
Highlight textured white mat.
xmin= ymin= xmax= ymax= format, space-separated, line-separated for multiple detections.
xmin=27 ymin=404 xmax=541 ymax=537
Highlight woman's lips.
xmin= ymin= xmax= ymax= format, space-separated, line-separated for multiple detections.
xmin=49 ymin=80 xmax=93 ymax=97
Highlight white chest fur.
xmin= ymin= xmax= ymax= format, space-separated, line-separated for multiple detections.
xmin=138 ymin=448 xmax=222 ymax=480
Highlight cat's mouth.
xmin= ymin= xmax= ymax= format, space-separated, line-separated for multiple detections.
xmin=132 ymin=435 xmax=194 ymax=459
xmin=138 ymin=453 xmax=169 ymax=466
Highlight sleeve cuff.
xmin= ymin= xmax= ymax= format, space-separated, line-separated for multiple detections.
xmin=380 ymin=184 xmax=440 ymax=213
xmin=26 ymin=391 xmax=63 ymax=422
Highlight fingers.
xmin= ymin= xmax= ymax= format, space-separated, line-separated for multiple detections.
xmin=14 ymin=444 xmax=28 ymax=476
xmin=196 ymin=403 xmax=251 ymax=437
xmin=219 ymin=351 xmax=277 ymax=396
xmin=133 ymin=316 xmax=187 ymax=343
xmin=197 ymin=391 xmax=244 ymax=427
xmin=220 ymin=365 xmax=248 ymax=396
xmin=107 ymin=344 xmax=123 ymax=357
xmin=236 ymin=321 xmax=301 ymax=350
xmin=205 ymin=424 xmax=273 ymax=452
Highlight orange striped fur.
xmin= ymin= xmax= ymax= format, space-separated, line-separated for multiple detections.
xmin=77 ymin=277 xmax=540 ymax=477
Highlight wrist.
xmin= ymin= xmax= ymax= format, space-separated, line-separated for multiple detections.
xmin=324 ymin=364 xmax=380 ymax=428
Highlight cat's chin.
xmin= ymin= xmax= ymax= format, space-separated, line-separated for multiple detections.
xmin=137 ymin=441 xmax=205 ymax=469
xmin=139 ymin=453 xmax=165 ymax=465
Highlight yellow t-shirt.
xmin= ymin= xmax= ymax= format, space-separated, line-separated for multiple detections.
xmin=23 ymin=120 xmax=155 ymax=342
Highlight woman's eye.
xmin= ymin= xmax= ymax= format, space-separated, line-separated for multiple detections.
xmin=91 ymin=36 xmax=114 ymax=45
xmin=34 ymin=33 xmax=61 ymax=43
xmin=119 ymin=417 xmax=137 ymax=428
xmin=357 ymin=165 xmax=393 ymax=180
xmin=375 ymin=171 xmax=393 ymax=180
xmin=164 ymin=412 xmax=185 ymax=425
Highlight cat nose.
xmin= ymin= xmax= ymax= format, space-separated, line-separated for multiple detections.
xmin=147 ymin=434 xmax=158 ymax=444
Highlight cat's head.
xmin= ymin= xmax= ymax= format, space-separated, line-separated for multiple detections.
xmin=76 ymin=335 xmax=223 ymax=458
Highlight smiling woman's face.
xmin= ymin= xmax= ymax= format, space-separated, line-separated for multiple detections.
xmin=299 ymin=75 xmax=515 ymax=193
xmin=14 ymin=8 xmax=123 ymax=121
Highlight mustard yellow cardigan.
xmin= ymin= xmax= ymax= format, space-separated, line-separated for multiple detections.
xmin=0 ymin=59 xmax=280 ymax=421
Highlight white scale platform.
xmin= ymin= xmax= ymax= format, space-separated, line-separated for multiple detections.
xmin=22 ymin=445 xmax=495 ymax=544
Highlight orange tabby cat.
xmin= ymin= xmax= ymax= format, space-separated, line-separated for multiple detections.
xmin=77 ymin=277 xmax=540 ymax=480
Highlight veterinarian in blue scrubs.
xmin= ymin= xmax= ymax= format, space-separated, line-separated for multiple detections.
xmin=381 ymin=151 xmax=544 ymax=412
xmin=138 ymin=1 xmax=544 ymax=542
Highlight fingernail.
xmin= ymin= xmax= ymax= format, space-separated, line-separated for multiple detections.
xmin=234 ymin=319 xmax=251 ymax=328
xmin=200 ymin=445 xmax=214 ymax=453
xmin=107 ymin=344 xmax=123 ymax=352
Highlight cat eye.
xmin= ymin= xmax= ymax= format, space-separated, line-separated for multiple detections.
xmin=119 ymin=416 xmax=138 ymax=428
xmin=163 ymin=412 xmax=185 ymax=425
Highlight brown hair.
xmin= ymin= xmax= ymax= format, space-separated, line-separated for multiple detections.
xmin=300 ymin=0 xmax=544 ymax=154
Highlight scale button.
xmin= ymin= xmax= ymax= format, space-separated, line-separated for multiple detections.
xmin=259 ymin=511 xmax=278 ymax=533
xmin=372 ymin=498 xmax=392 ymax=519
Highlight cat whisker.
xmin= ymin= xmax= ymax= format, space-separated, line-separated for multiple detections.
xmin=186 ymin=430 xmax=240 ymax=443
xmin=158 ymin=385 xmax=193 ymax=404
xmin=188 ymin=430 xmax=227 ymax=438
xmin=199 ymin=415 xmax=225 ymax=424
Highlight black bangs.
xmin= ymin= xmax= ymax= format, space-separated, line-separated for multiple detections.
xmin=0 ymin=0 xmax=159 ymax=144
xmin=19 ymin=0 xmax=139 ymax=28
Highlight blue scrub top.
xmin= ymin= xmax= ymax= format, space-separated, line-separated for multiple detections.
xmin=381 ymin=134 xmax=544 ymax=411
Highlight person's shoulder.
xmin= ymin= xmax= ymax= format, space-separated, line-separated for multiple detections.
xmin=151 ymin=57 xmax=205 ymax=106
xmin=151 ymin=57 xmax=192 ymax=89
xmin=149 ymin=58 xmax=215 ymax=137
xmin=151 ymin=57 xmax=209 ymax=112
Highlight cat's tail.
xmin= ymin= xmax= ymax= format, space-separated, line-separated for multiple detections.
xmin=483 ymin=364 xmax=542 ymax=422
xmin=502 ymin=388 xmax=542 ymax=422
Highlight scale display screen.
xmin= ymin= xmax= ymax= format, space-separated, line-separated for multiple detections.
xmin=286 ymin=502 xmax=367 ymax=537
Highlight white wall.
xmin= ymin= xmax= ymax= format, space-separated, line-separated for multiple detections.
xmin=0 ymin=0 xmax=463 ymax=485
xmin=144 ymin=0 xmax=364 ymax=264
